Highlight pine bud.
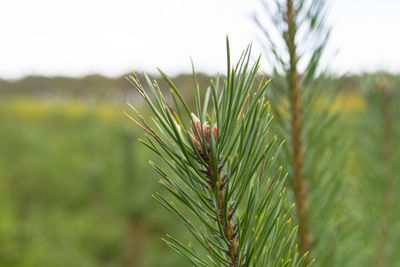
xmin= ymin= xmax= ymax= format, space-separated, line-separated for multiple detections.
xmin=190 ymin=113 xmax=202 ymax=136
xmin=212 ymin=123 xmax=217 ymax=141
xmin=188 ymin=132 xmax=202 ymax=153
xmin=203 ymin=121 xmax=211 ymax=146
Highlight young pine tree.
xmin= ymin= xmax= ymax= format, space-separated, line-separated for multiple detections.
xmin=124 ymin=41 xmax=309 ymax=266
xmin=253 ymin=0 xmax=350 ymax=265
xmin=353 ymin=73 xmax=400 ymax=267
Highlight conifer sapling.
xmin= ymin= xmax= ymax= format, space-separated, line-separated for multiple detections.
xmin=124 ymin=40 xmax=309 ymax=266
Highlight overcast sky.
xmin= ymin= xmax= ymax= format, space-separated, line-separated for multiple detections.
xmin=1 ymin=0 xmax=399 ymax=78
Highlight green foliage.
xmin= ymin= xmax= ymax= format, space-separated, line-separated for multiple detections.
xmin=1 ymin=70 xmax=400 ymax=267
xmin=253 ymin=0 xmax=330 ymax=82
xmin=270 ymin=75 xmax=350 ymax=267
xmin=351 ymin=73 xmax=400 ymax=266
xmin=125 ymin=41 xmax=307 ymax=266
xmin=253 ymin=0 xmax=351 ymax=265
xmin=0 ymin=105 xmax=186 ymax=267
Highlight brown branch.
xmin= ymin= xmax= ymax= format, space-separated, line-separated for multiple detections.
xmin=189 ymin=115 xmax=239 ymax=266
xmin=285 ymin=0 xmax=312 ymax=264
xmin=206 ymin=153 xmax=239 ymax=267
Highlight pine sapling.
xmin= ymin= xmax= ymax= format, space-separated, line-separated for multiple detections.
xmin=123 ymin=40 xmax=309 ymax=266
xmin=254 ymin=0 xmax=349 ymax=265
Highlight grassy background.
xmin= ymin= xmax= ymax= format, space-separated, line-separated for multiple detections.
xmin=0 ymin=73 xmax=374 ymax=266
xmin=0 ymin=98 xmax=189 ymax=267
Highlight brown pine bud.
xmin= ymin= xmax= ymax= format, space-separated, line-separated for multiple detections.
xmin=203 ymin=121 xmax=211 ymax=146
xmin=190 ymin=113 xmax=202 ymax=136
xmin=188 ymin=132 xmax=202 ymax=153
xmin=212 ymin=123 xmax=217 ymax=141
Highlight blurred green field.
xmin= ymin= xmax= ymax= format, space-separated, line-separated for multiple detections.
xmin=0 ymin=98 xmax=188 ymax=267
xmin=0 ymin=76 xmax=374 ymax=267
xmin=0 ymin=89 xmax=363 ymax=266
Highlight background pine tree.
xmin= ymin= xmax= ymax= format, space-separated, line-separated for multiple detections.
xmin=351 ymin=73 xmax=400 ymax=267
xmin=253 ymin=0 xmax=352 ymax=265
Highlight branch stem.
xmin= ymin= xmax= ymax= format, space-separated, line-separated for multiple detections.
xmin=207 ymin=154 xmax=239 ymax=267
xmin=285 ymin=0 xmax=312 ymax=264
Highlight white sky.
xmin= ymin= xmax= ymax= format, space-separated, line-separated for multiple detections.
xmin=1 ymin=0 xmax=399 ymax=79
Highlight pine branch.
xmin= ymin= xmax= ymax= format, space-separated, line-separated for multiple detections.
xmin=124 ymin=40 xmax=306 ymax=266
xmin=188 ymin=114 xmax=239 ymax=266
xmin=285 ymin=0 xmax=312 ymax=262
xmin=354 ymin=73 xmax=400 ymax=267
xmin=253 ymin=0 xmax=348 ymax=266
